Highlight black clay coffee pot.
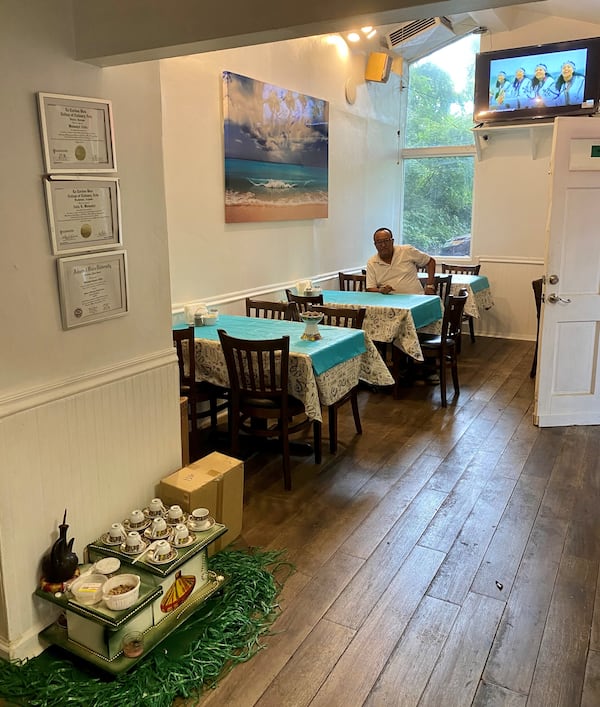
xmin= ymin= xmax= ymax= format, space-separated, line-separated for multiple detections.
xmin=42 ymin=509 xmax=79 ymax=583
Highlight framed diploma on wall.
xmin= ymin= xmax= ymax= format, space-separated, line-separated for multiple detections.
xmin=44 ymin=176 xmax=122 ymax=254
xmin=57 ymin=250 xmax=129 ymax=329
xmin=37 ymin=92 xmax=117 ymax=173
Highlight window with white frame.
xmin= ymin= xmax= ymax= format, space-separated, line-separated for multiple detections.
xmin=400 ymin=34 xmax=480 ymax=258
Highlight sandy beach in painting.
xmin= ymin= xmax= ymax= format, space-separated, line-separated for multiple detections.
xmin=226 ymin=203 xmax=328 ymax=223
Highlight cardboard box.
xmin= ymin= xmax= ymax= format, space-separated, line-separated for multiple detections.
xmin=158 ymin=452 xmax=244 ymax=553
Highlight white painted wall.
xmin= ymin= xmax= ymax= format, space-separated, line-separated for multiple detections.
xmin=161 ymin=36 xmax=402 ymax=313
xmin=470 ymin=15 xmax=600 ymax=340
xmin=0 ymin=1 xmax=181 ymax=660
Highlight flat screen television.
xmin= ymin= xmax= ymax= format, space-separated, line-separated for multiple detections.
xmin=473 ymin=36 xmax=600 ymax=125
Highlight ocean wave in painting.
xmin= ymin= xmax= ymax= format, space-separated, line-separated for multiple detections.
xmin=225 ymin=189 xmax=328 ymax=207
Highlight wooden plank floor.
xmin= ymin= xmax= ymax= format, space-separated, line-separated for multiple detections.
xmin=188 ymin=335 xmax=600 ymax=707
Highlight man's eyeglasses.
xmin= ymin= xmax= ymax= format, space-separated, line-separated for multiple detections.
xmin=374 ymin=238 xmax=393 ymax=247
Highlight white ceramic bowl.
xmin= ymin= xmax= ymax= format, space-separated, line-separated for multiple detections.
xmin=102 ymin=573 xmax=141 ymax=611
xmin=202 ymin=310 xmax=219 ymax=325
xmin=70 ymin=574 xmax=107 ymax=606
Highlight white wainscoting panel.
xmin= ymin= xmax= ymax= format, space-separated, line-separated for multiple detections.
xmin=0 ymin=359 xmax=182 ymax=661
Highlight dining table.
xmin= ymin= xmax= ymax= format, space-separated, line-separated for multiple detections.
xmin=418 ymin=273 xmax=494 ymax=319
xmin=319 ymin=290 xmax=443 ymax=361
xmin=177 ymin=314 xmax=394 ymax=423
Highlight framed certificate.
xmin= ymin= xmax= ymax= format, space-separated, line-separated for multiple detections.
xmin=57 ymin=250 xmax=129 ymax=329
xmin=44 ymin=176 xmax=122 ymax=254
xmin=37 ymin=92 xmax=117 ymax=173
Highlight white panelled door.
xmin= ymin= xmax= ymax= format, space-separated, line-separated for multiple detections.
xmin=535 ymin=117 xmax=600 ymax=427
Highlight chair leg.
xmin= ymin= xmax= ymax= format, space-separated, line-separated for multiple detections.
xmin=281 ymin=418 xmax=292 ymax=490
xmin=451 ymin=354 xmax=460 ymax=397
xmin=439 ymin=355 xmax=447 ymax=408
xmin=328 ymin=405 xmax=338 ymax=454
xmin=313 ymin=421 xmax=322 ymax=464
xmin=350 ymin=389 xmax=362 ymax=435
xmin=468 ymin=315 xmax=475 ymax=343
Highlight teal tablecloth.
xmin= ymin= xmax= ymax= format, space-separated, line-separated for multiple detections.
xmin=190 ymin=314 xmax=366 ymax=377
xmin=321 ymin=290 xmax=443 ymax=330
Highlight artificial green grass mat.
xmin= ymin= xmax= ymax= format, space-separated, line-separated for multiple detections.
xmin=0 ymin=548 xmax=293 ymax=707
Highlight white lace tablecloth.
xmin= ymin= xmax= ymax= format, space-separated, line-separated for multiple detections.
xmin=193 ymin=335 xmax=393 ymax=423
xmin=321 ymin=292 xmax=443 ymax=362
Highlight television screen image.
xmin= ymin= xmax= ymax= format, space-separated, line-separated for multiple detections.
xmin=474 ymin=37 xmax=600 ymax=124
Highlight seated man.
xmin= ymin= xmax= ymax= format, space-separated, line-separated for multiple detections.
xmin=366 ymin=227 xmax=436 ymax=295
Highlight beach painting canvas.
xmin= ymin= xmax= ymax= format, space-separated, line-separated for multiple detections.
xmin=223 ymin=71 xmax=328 ymax=223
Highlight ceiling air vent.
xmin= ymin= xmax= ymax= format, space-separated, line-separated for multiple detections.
xmin=385 ymin=17 xmax=453 ymax=50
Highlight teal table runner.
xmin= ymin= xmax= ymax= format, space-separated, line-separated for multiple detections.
xmin=189 ymin=314 xmax=366 ymax=377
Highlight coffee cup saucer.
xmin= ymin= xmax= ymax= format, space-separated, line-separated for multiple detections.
xmin=146 ymin=548 xmax=178 ymax=565
xmin=166 ymin=513 xmax=188 ymax=526
xmin=101 ymin=532 xmax=125 ymax=546
xmin=143 ymin=507 xmax=167 ymax=519
xmin=120 ymin=538 xmax=149 ymax=555
xmin=123 ymin=517 xmax=151 ymax=531
xmin=187 ymin=517 xmax=215 ymax=532
xmin=143 ymin=527 xmax=171 ymax=541
xmin=172 ymin=533 xmax=196 ymax=549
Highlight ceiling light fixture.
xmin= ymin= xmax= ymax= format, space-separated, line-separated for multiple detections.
xmin=347 ymin=32 xmax=361 ymax=42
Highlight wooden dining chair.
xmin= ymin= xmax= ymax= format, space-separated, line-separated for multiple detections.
xmin=285 ymin=289 xmax=323 ymax=314
xmin=308 ymin=305 xmax=366 ymax=453
xmin=173 ymin=327 xmax=228 ymax=458
xmin=246 ymin=297 xmax=299 ymax=321
xmin=338 ymin=272 xmax=366 ymax=292
xmin=218 ymin=330 xmax=321 ymax=490
xmin=417 ymin=291 xmax=468 ymax=407
xmin=441 ymin=262 xmax=481 ymax=343
xmin=433 ymin=274 xmax=453 ymax=306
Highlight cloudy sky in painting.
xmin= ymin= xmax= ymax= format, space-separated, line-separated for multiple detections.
xmin=223 ymin=72 xmax=328 ymax=167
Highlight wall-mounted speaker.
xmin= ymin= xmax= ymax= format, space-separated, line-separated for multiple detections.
xmin=365 ymin=52 xmax=392 ymax=83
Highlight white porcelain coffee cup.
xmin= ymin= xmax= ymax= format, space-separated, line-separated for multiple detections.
xmin=148 ymin=498 xmax=166 ymax=517
xmin=190 ymin=508 xmax=209 ymax=524
xmin=129 ymin=509 xmax=145 ymax=527
xmin=173 ymin=523 xmax=189 ymax=545
xmin=150 ymin=516 xmax=168 ymax=538
xmin=125 ymin=531 xmax=142 ymax=551
xmin=168 ymin=504 xmax=184 ymax=522
xmin=154 ymin=539 xmax=172 ymax=559
xmin=109 ymin=522 xmax=126 ymax=542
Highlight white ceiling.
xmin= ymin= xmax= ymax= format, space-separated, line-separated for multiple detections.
xmin=364 ymin=0 xmax=600 ymax=62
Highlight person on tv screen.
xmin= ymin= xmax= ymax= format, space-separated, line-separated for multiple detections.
xmin=505 ymin=67 xmax=532 ymax=109
xmin=490 ymin=71 xmax=511 ymax=109
xmin=527 ymin=63 xmax=555 ymax=106
xmin=550 ymin=60 xmax=585 ymax=106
